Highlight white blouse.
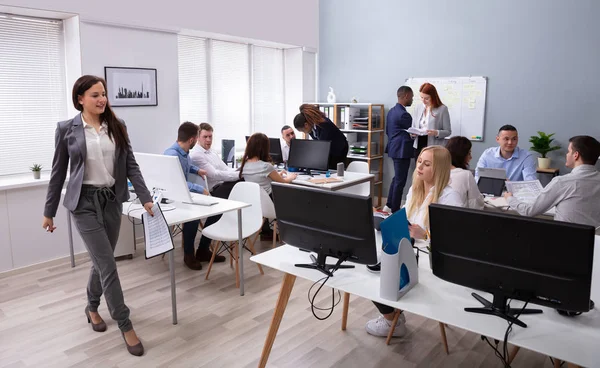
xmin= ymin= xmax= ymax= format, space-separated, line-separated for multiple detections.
xmin=404 ymin=185 xmax=464 ymax=230
xmin=81 ymin=116 xmax=116 ymax=187
xmin=449 ymin=167 xmax=485 ymax=209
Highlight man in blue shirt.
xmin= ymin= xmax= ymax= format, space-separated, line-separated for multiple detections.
xmin=384 ymin=86 xmax=414 ymax=213
xmin=475 ymin=125 xmax=537 ymax=182
xmin=164 ymin=122 xmax=225 ymax=270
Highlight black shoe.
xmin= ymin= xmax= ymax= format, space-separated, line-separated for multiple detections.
xmin=184 ymin=254 xmax=203 ymax=270
xmin=196 ymin=248 xmax=226 ymax=263
xmin=367 ymin=262 xmax=381 ymax=273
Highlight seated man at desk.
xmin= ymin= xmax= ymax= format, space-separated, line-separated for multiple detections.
xmin=475 ymin=125 xmax=537 ymax=182
xmin=504 ymin=135 xmax=600 ymax=227
xmin=164 ymin=122 xmax=223 ymax=270
xmin=280 ymin=125 xmax=295 ymax=163
xmin=190 ymin=122 xmax=241 ymax=256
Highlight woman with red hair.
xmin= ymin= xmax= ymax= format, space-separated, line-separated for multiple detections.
xmin=411 ymin=83 xmax=452 ymax=158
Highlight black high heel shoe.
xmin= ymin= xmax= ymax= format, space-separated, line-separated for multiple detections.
xmin=84 ymin=306 xmax=107 ymax=332
xmin=121 ymin=331 xmax=144 ymax=356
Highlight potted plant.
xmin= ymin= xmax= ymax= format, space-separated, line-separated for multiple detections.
xmin=529 ymin=131 xmax=561 ymax=169
xmin=30 ymin=164 xmax=42 ymax=179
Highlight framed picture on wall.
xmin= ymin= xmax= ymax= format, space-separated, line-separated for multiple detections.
xmin=104 ymin=67 xmax=158 ymax=107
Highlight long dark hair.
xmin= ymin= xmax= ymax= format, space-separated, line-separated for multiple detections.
xmin=72 ymin=75 xmax=129 ymax=151
xmin=293 ymin=104 xmax=326 ymax=130
xmin=446 ymin=136 xmax=472 ymax=170
xmin=239 ymin=133 xmax=271 ymax=179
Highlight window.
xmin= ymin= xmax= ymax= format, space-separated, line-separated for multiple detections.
xmin=210 ymin=40 xmax=250 ymax=150
xmin=252 ymin=46 xmax=285 ymax=138
xmin=0 ymin=14 xmax=67 ymax=176
xmin=178 ymin=35 xmax=209 ymax=124
xmin=177 ymin=36 xmax=287 ymax=155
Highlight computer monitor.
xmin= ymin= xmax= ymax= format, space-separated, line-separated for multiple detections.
xmin=269 ymin=138 xmax=283 ymax=165
xmin=272 ymin=182 xmax=377 ymax=276
xmin=221 ymin=139 xmax=235 ymax=166
xmin=244 ymin=136 xmax=284 ymax=165
xmin=133 ymin=152 xmax=217 ymax=206
xmin=287 ymin=139 xmax=331 ymax=174
xmin=429 ymin=204 xmax=595 ymax=327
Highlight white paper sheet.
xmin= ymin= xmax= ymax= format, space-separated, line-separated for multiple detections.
xmin=143 ymin=203 xmax=174 ymax=259
xmin=505 ymin=180 xmax=543 ymax=204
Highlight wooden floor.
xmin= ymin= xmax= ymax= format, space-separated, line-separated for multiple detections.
xmin=0 ymin=238 xmax=553 ymax=368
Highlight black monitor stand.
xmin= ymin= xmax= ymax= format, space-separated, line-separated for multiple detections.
xmin=297 ymin=169 xmax=314 ymax=177
xmin=295 ymin=252 xmax=354 ymax=277
xmin=465 ymin=292 xmax=543 ymax=328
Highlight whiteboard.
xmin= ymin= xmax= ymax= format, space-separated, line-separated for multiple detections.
xmin=405 ymin=76 xmax=487 ymax=141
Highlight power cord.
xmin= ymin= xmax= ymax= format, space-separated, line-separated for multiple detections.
xmin=307 ymin=256 xmax=347 ymax=321
xmin=481 ymin=299 xmax=531 ymax=368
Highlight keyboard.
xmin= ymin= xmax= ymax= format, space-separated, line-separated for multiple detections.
xmin=188 ymin=193 xmax=219 ymax=206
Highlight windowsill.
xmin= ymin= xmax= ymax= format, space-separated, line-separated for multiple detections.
xmin=0 ymin=171 xmax=63 ymax=191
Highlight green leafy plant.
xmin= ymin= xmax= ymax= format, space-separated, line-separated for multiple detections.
xmin=529 ymin=131 xmax=561 ymax=158
xmin=30 ymin=164 xmax=42 ymax=172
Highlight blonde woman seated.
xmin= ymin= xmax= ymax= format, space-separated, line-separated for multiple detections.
xmin=366 ymin=145 xmax=465 ymax=338
xmin=446 ymin=136 xmax=485 ymax=209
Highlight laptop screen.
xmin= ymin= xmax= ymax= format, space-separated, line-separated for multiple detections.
xmin=477 ymin=177 xmax=505 ymax=196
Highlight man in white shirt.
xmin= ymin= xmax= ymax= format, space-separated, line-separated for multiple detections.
xmin=190 ymin=123 xmax=243 ymax=255
xmin=280 ymin=125 xmax=295 ymax=163
xmin=505 ymin=135 xmax=600 ymax=227
xmin=190 ymin=123 xmax=240 ymax=193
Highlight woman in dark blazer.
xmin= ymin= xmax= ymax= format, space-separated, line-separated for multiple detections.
xmin=293 ymin=104 xmax=349 ymax=169
xmin=42 ymin=75 xmax=153 ymax=356
xmin=411 ymin=83 xmax=452 ymax=158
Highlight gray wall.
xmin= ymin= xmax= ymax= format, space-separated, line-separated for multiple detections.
xmin=319 ymin=0 xmax=600 ymax=196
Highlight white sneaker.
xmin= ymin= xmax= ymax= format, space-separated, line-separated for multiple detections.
xmin=365 ymin=314 xmax=407 ymax=337
xmin=382 ymin=205 xmax=392 ymax=214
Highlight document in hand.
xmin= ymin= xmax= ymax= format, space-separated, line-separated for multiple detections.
xmin=405 ymin=127 xmax=428 ymax=136
xmin=142 ymin=203 xmax=174 ymax=259
xmin=505 ymin=180 xmax=543 ymax=204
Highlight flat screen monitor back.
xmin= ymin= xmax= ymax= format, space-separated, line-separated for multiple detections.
xmin=429 ymin=203 xmax=595 ymax=313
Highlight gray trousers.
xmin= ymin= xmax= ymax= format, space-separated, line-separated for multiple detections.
xmin=71 ymin=185 xmax=132 ymax=332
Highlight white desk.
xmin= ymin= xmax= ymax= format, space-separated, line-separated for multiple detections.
xmin=291 ymin=171 xmax=374 ymax=191
xmin=68 ymin=196 xmax=250 ymax=324
xmin=252 ymin=235 xmax=600 ymax=368
xmin=484 ymin=196 xmax=556 ymax=219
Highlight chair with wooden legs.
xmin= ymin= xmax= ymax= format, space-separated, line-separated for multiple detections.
xmin=202 ymin=182 xmax=264 ymax=287
xmin=259 ymin=188 xmax=279 ymax=248
xmin=341 ymin=292 xmax=450 ymax=354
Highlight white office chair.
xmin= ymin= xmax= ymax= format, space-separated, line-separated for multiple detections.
xmin=260 ymin=189 xmax=279 ymax=248
xmin=202 ymin=182 xmax=264 ymax=287
xmin=339 ymin=161 xmax=371 ymax=197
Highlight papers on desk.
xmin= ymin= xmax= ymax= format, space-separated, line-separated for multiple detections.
xmin=405 ymin=127 xmax=428 ymax=136
xmin=142 ymin=203 xmax=174 ymax=259
xmin=307 ymin=177 xmax=342 ymax=184
xmin=505 ymin=180 xmax=543 ymax=204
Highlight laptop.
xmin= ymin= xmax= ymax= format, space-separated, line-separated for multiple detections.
xmin=477 ymin=167 xmax=507 ymax=197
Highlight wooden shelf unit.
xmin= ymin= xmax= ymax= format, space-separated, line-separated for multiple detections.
xmin=306 ymin=102 xmax=385 ymax=208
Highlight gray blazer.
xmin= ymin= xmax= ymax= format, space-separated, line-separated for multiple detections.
xmin=412 ymin=104 xmax=452 ymax=146
xmin=43 ymin=114 xmax=152 ymax=218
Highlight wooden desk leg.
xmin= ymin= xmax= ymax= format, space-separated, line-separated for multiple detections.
xmin=439 ymin=322 xmax=449 ymax=355
xmin=341 ymin=292 xmax=350 ymax=331
xmin=508 ymin=346 xmax=520 ymax=364
xmin=385 ymin=310 xmax=401 ymax=345
xmin=259 ymin=273 xmax=296 ymax=368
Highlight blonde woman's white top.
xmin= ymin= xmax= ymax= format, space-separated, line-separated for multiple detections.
xmin=404 ymin=185 xmax=465 ymax=230
xmin=449 ymin=167 xmax=485 ymax=210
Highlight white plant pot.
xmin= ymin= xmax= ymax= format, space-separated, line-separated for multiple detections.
xmin=538 ymin=157 xmax=551 ymax=169
xmin=32 ymin=171 xmax=41 ymax=179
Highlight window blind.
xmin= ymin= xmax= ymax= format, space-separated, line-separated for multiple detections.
xmin=0 ymin=14 xmax=67 ymax=176
xmin=252 ymin=46 xmax=285 ymax=138
xmin=177 ymin=35 xmax=209 ymax=125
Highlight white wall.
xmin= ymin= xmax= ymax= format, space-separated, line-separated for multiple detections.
xmin=80 ymin=22 xmax=180 ymax=153
xmin=0 ymin=0 xmax=319 ymax=49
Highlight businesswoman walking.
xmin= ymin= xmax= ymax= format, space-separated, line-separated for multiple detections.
xmin=293 ymin=104 xmax=349 ymax=169
xmin=42 ymin=75 xmax=154 ymax=356
xmin=412 ymin=83 xmax=452 ymax=157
